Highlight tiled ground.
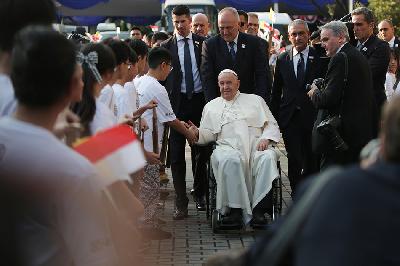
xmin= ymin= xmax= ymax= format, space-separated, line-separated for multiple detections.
xmin=143 ymin=140 xmax=291 ymax=265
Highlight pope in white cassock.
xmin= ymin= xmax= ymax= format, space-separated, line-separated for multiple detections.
xmin=190 ymin=69 xmax=281 ymax=226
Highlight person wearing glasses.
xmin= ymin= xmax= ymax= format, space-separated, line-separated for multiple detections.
xmin=237 ymin=10 xmax=248 ymax=33
xmin=105 ymin=40 xmax=137 ymax=121
xmin=270 ymin=19 xmax=325 ymax=192
xmin=161 ymin=5 xmax=209 ymax=220
xmin=246 ymin=12 xmax=260 ymax=36
xmin=136 ymin=47 xmax=197 ymax=236
xmin=201 ymin=7 xmax=271 ymax=103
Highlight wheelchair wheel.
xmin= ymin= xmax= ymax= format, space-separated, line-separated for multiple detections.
xmin=272 ymin=177 xmax=283 ymax=221
xmin=211 ymin=209 xmax=221 ymax=233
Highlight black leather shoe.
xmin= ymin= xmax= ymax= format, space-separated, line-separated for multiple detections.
xmin=251 ymin=211 xmax=267 ymax=227
xmin=221 ymin=208 xmax=242 ymax=225
xmin=173 ymin=209 xmax=188 ymax=220
xmin=194 ymin=196 xmax=206 ymax=211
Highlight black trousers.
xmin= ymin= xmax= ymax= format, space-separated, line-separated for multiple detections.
xmin=170 ymin=92 xmax=208 ymax=210
xmin=282 ymin=112 xmax=319 ymax=193
xmin=320 ymin=146 xmax=361 ymax=170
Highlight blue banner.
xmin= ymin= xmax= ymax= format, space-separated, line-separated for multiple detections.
xmin=58 ymin=0 xmax=110 ymax=9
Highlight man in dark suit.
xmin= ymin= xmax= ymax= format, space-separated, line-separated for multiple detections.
xmin=246 ymin=12 xmax=271 ymax=68
xmin=161 ymin=5 xmax=208 ymax=220
xmin=201 ymin=7 xmax=271 ymax=102
xmin=378 ymin=19 xmax=400 ymax=49
xmin=270 ymin=19 xmax=326 ymax=192
xmin=308 ymin=21 xmax=375 ymax=168
xmin=351 ymin=7 xmax=390 ymax=134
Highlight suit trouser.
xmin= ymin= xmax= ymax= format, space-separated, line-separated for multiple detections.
xmin=320 ymin=146 xmax=361 ymax=170
xmin=282 ymin=112 xmax=319 ymax=193
xmin=170 ymin=92 xmax=207 ymax=210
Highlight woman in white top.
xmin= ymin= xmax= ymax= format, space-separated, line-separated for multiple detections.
xmin=70 ymin=44 xmax=146 ymax=251
xmin=71 ymin=43 xmax=118 ymax=135
xmin=385 ymin=49 xmax=400 ymax=100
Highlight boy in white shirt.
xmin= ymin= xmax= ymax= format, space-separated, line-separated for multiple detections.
xmin=0 ymin=26 xmax=120 ymax=265
xmin=136 ymin=47 xmax=197 ymax=239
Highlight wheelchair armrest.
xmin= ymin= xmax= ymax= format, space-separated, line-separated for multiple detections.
xmin=194 ymin=141 xmax=217 ymax=150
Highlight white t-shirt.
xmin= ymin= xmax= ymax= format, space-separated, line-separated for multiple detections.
xmin=113 ymin=83 xmax=135 ymax=120
xmin=0 ymin=117 xmax=118 ymax=266
xmin=125 ymin=81 xmax=139 ymax=112
xmin=98 ymin=84 xmax=118 ymax=117
xmin=90 ymin=98 xmax=118 ymax=135
xmin=0 ymin=74 xmax=17 ymax=117
xmin=385 ymin=72 xmax=400 ymax=100
xmin=136 ymin=75 xmax=176 ymax=153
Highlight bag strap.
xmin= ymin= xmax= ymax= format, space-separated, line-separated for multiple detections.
xmin=255 ymin=166 xmax=343 ymax=266
xmin=393 ymin=77 xmax=400 ymax=92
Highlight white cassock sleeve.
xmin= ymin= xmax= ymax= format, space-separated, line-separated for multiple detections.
xmin=197 ymin=128 xmax=217 ymax=144
xmin=260 ymin=99 xmax=281 ymax=143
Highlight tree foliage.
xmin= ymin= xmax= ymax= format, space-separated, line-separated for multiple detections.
xmin=369 ymin=0 xmax=400 ymax=36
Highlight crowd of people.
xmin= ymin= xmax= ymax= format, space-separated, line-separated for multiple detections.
xmin=1 ymin=0 xmax=400 ymax=265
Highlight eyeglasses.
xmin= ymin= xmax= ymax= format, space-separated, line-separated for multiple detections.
xmin=290 ymin=31 xmax=306 ymax=38
xmin=124 ymin=61 xmax=132 ymax=69
xmin=240 ymin=22 xmax=247 ymax=27
xmin=165 ymin=62 xmax=173 ymax=71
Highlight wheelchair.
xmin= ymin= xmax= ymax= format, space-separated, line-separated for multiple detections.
xmin=204 ymin=143 xmax=283 ymax=233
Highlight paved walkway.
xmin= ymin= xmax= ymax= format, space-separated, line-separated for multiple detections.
xmin=143 ymin=141 xmax=292 ymax=266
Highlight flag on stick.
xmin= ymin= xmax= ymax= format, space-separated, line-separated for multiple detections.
xmin=74 ymin=125 xmax=146 ymax=187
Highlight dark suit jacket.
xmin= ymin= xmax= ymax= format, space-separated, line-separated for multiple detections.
xmin=161 ymin=33 xmax=205 ymax=113
xmin=259 ymin=37 xmax=270 ymax=61
xmin=359 ymin=35 xmax=390 ymax=110
xmin=246 ymin=162 xmax=400 ymax=266
xmin=311 ymin=43 xmax=374 ymax=150
xmin=392 ymin=36 xmax=400 ymax=49
xmin=270 ymin=46 xmax=327 ymax=130
xmin=201 ymin=32 xmax=270 ymax=102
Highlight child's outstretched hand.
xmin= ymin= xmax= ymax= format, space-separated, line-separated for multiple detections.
xmin=145 ymin=99 xmax=158 ymax=110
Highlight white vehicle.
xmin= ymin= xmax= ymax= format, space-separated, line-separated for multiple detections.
xmin=163 ymin=0 xmax=218 ymax=34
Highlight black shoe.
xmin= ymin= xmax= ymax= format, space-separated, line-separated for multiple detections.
xmin=221 ymin=208 xmax=242 ymax=225
xmin=173 ymin=209 xmax=188 ymax=220
xmin=140 ymin=227 xmax=172 ymax=240
xmin=251 ymin=211 xmax=268 ymax=227
xmin=194 ymin=196 xmax=206 ymax=211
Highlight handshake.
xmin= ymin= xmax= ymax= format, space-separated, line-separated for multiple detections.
xmin=182 ymin=120 xmax=199 ymax=145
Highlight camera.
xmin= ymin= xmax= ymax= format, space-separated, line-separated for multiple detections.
xmin=316 ymin=116 xmax=349 ymax=152
xmin=306 ymin=78 xmax=326 ymax=91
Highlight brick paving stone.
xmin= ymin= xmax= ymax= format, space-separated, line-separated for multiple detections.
xmin=143 ymin=142 xmax=292 ymax=265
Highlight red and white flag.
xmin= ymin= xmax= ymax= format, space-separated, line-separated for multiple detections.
xmin=74 ymin=125 xmax=146 ymax=187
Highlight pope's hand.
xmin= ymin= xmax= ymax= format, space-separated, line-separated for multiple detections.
xmin=257 ymin=139 xmax=270 ymax=151
xmin=185 ymin=128 xmax=198 ymax=145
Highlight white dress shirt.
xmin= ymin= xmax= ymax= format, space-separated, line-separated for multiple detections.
xmin=176 ymin=32 xmax=202 ymax=94
xmin=292 ymin=45 xmax=309 ymax=77
xmin=225 ymin=33 xmax=239 ymax=53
